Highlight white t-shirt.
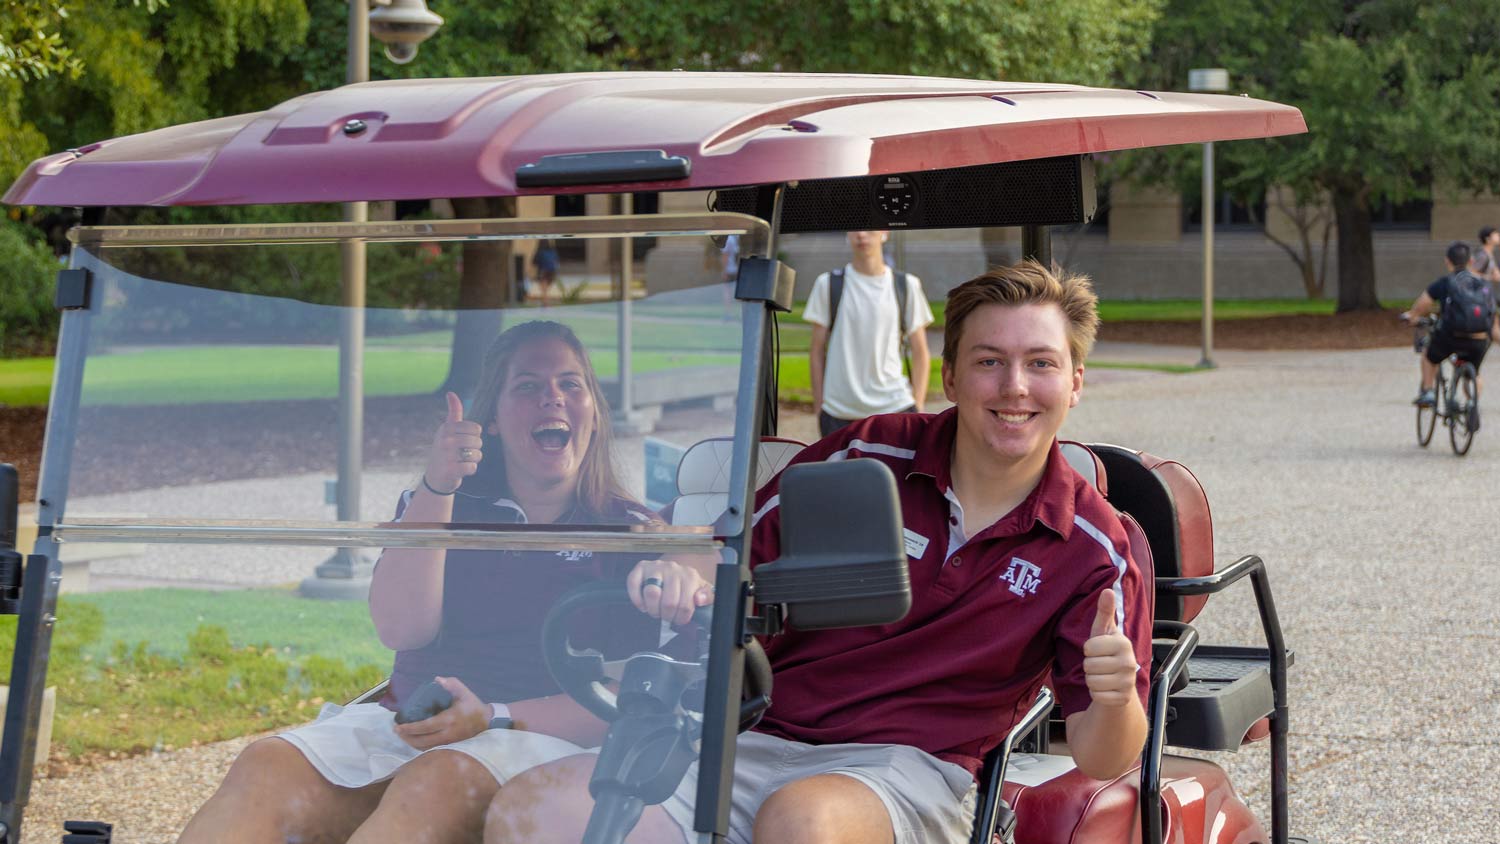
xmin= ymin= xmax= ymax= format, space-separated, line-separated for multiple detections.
xmin=803 ymin=263 xmax=935 ymax=420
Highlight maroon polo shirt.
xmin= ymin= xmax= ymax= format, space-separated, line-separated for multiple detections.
xmin=750 ymin=409 xmax=1152 ymax=777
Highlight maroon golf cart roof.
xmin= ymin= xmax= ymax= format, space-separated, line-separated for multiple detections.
xmin=3 ymin=72 xmax=1305 ymax=207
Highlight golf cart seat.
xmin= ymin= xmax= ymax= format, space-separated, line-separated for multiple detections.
xmin=974 ymin=444 xmax=1280 ymax=844
xmin=1088 ymin=444 xmax=1278 ymax=752
xmin=664 ymin=436 xmax=806 ymax=527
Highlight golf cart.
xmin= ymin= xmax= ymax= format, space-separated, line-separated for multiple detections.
xmin=0 ymin=72 xmax=1308 ymax=844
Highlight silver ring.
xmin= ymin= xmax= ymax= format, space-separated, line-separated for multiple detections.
xmin=641 ymin=576 xmax=664 ymax=592
xmin=459 ymin=448 xmax=475 ymax=462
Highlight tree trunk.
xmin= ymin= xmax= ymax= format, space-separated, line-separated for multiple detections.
xmin=439 ymin=196 xmax=518 ymax=400
xmin=1332 ymin=185 xmax=1381 ymax=312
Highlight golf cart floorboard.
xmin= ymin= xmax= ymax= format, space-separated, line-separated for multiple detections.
xmin=1162 ymin=644 xmax=1290 ymax=752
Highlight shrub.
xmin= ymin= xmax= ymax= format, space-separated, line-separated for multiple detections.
xmin=0 ymin=219 xmax=63 ymax=357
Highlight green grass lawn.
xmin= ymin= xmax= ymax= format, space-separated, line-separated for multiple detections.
xmin=1094 ymin=297 xmax=1408 ymax=322
xmin=776 ymin=354 xmax=1194 ymax=403
xmin=0 ymin=345 xmax=738 ymax=408
xmin=0 ymin=588 xmax=388 ymax=759
xmin=774 ymin=298 xmax=1407 ymax=353
xmin=0 ymin=356 xmax=53 ymax=407
xmin=0 ymin=298 xmax=1402 ymax=407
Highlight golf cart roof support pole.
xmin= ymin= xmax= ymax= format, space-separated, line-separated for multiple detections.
xmin=1141 ymin=621 xmax=1199 ymax=844
xmin=1248 ymin=558 xmax=1290 ymax=844
xmin=694 ymin=183 xmax=786 ymax=842
xmin=0 ymin=261 xmax=95 ymax=840
xmin=620 ymin=193 xmax=633 ymax=417
xmin=0 ymin=545 xmax=62 ymax=844
xmin=1160 ymin=554 xmax=1290 ymax=844
xmin=1021 ymin=225 xmax=1051 ymax=266
xmin=1199 ymin=141 xmax=1216 ymax=369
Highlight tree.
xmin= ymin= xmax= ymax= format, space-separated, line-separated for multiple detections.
xmin=1126 ymin=0 xmax=1500 ymax=311
xmin=336 ymin=0 xmax=1167 ymax=390
xmin=3 ymin=0 xmax=1165 ymax=364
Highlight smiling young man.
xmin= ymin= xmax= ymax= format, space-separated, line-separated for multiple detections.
xmin=483 ymin=262 xmax=1151 ymax=844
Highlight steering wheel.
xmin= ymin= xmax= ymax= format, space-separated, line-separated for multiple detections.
xmin=541 ymin=579 xmax=772 ymax=727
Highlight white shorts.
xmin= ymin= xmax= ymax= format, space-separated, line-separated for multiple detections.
xmin=659 ymin=731 xmax=978 ymax=844
xmin=276 ymin=702 xmax=586 ymax=789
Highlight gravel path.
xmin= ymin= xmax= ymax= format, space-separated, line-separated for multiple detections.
xmin=16 ymin=344 xmax=1496 ymax=842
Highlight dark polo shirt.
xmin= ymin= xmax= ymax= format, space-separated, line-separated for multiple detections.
xmin=382 ymin=489 xmax=659 ymax=709
xmin=750 ymin=408 xmax=1152 ymax=777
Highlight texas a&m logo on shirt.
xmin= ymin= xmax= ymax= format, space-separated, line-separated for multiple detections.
xmin=999 ymin=557 xmax=1042 ymax=597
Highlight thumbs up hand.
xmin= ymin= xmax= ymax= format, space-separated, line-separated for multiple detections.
xmin=1082 ymin=589 xmax=1138 ymax=708
xmin=424 ymin=391 xmax=484 ymax=495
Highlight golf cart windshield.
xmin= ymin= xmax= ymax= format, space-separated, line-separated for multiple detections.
xmin=32 ymin=214 xmax=768 ymax=839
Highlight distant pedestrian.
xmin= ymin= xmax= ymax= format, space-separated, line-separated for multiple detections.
xmin=805 ymin=231 xmax=934 ymax=436
xmin=1472 ymin=226 xmax=1500 ymax=284
xmin=720 ymin=233 xmax=740 ymax=320
xmin=531 ymin=239 xmax=560 ymax=306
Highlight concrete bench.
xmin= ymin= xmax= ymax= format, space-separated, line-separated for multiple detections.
xmin=600 ymin=364 xmax=739 ymax=433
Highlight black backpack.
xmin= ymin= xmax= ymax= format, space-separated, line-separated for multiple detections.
xmin=827 ymin=268 xmax=911 ymax=375
xmin=1441 ymin=270 xmax=1496 ymax=335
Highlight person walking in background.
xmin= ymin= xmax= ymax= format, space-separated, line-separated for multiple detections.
xmin=720 ymin=233 xmax=741 ymax=320
xmin=531 ymin=239 xmax=560 ymax=307
xmin=1471 ymin=226 xmax=1500 ymax=284
xmin=805 ymin=230 xmax=934 ymax=436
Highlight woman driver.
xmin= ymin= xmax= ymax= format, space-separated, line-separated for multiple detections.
xmin=178 ymin=320 xmax=712 ymax=844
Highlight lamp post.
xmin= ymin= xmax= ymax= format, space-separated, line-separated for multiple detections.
xmin=1189 ymin=68 xmax=1229 ymax=369
xmin=301 ymin=0 xmax=442 ymax=599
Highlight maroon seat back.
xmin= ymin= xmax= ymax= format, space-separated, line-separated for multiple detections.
xmin=1088 ymin=445 xmax=1214 ymax=623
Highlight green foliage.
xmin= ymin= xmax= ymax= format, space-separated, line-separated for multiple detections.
xmin=603 ymin=0 xmax=1161 ymax=83
xmin=0 ymin=217 xmax=62 ymax=357
xmin=5 ymin=0 xmax=308 ymax=191
xmin=1 ymin=0 xmax=82 ymax=82
xmin=1117 ymin=0 xmax=1500 ymax=308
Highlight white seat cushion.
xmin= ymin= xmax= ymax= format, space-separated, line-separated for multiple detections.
xmin=669 ymin=437 xmax=806 ymax=526
xmin=1059 ymin=440 xmax=1106 ymax=495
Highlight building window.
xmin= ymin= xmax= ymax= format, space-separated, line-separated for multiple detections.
xmin=1370 ymin=196 xmax=1431 ymax=230
xmin=1183 ymin=191 xmax=1265 ymax=231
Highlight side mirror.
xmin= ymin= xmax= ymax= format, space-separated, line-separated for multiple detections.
xmin=751 ymin=458 xmax=911 ymax=629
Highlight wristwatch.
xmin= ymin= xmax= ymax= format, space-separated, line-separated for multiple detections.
xmin=488 ymin=702 xmax=514 ymax=730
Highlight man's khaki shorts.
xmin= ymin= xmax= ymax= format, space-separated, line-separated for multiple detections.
xmin=660 ymin=731 xmax=978 ymax=844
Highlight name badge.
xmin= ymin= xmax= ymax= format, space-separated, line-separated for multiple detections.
xmin=903 ymin=528 xmax=930 ymax=560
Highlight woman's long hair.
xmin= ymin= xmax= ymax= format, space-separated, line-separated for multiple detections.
xmin=464 ymin=320 xmax=632 ymax=518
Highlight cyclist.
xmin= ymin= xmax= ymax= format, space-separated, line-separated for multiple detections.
xmin=1404 ymin=241 xmax=1499 ymax=422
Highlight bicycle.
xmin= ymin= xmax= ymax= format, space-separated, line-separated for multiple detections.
xmin=1411 ymin=315 xmax=1480 ymax=455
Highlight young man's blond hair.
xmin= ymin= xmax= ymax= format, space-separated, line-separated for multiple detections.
xmin=942 ymin=260 xmax=1100 ymax=368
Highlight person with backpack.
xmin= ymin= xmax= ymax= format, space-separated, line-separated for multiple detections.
xmin=1471 ymin=226 xmax=1500 ymax=284
xmin=805 ymin=230 xmax=935 ymax=436
xmin=1405 ymin=241 xmax=1499 ymax=416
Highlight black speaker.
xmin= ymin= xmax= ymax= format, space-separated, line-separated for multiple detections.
xmin=713 ymin=155 xmax=1094 ymax=233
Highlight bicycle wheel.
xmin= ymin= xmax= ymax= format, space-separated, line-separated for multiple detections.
xmin=1450 ymin=364 xmax=1477 ymax=456
xmin=1416 ymin=380 xmax=1437 ymax=446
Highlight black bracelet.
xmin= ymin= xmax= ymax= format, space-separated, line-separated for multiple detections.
xmin=421 ymin=475 xmax=457 ymax=496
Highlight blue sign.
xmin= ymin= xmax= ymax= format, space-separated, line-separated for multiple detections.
xmin=643 ymin=437 xmax=686 ymax=510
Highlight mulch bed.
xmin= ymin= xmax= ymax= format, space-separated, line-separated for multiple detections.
xmin=0 ymin=311 xmax=1413 ymax=504
xmin=1098 ymin=308 xmax=1411 ymax=350
xmin=1 ymin=406 xmax=46 ymax=505
xmin=1 ymin=397 xmax=439 ymax=505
